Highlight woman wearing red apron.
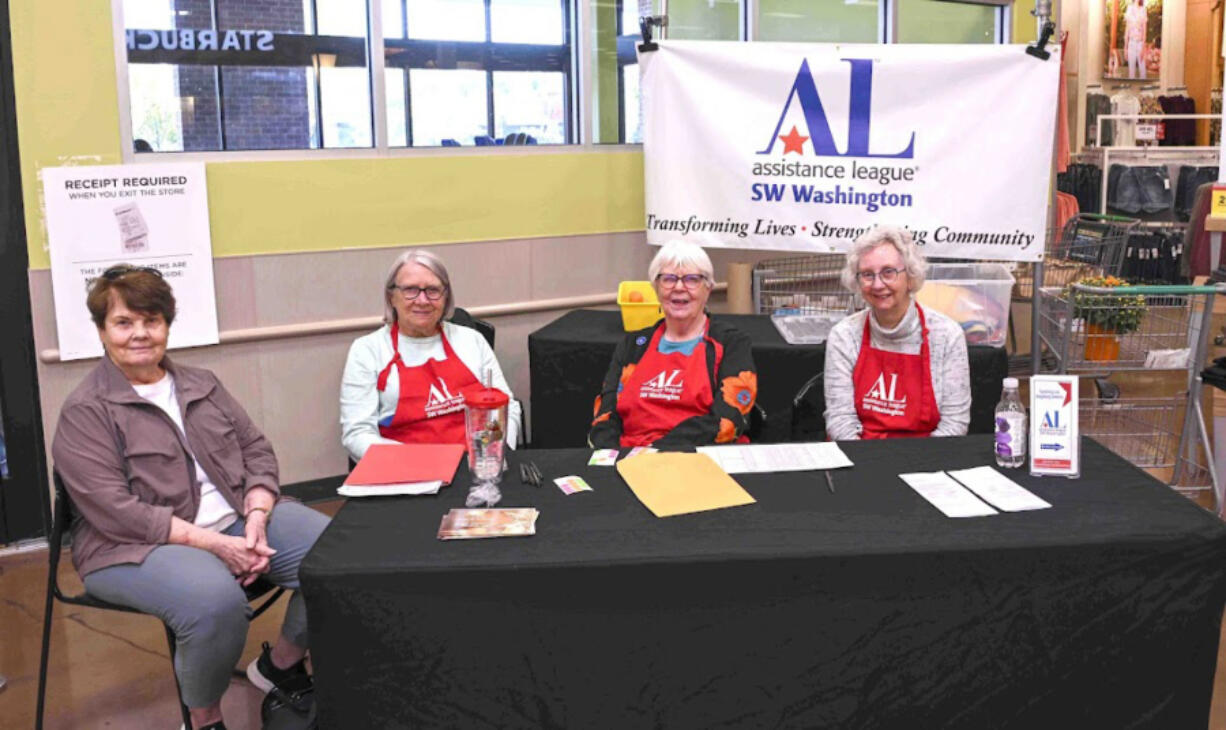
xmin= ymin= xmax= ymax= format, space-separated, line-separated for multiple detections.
xmin=590 ymin=241 xmax=758 ymax=449
xmin=340 ymin=251 xmax=521 ymax=461
xmin=824 ymin=226 xmax=971 ymax=440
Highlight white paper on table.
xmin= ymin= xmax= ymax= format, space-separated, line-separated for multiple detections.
xmin=337 ymin=481 xmax=442 ymax=497
xmin=947 ymin=466 xmax=1052 ymax=512
xmin=899 ymin=471 xmax=998 ymax=518
xmin=696 ymin=442 xmax=853 ymax=474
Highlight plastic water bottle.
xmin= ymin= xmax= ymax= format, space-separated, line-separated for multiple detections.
xmin=994 ymin=377 xmax=1027 ymax=468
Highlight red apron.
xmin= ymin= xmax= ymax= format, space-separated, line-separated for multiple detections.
xmin=852 ymin=305 xmax=941 ymax=440
xmin=617 ymin=325 xmax=717 ymax=448
xmin=375 ymin=323 xmax=480 ymax=446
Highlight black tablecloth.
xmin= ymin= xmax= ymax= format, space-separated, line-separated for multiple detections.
xmin=527 ymin=310 xmax=1008 ymax=446
xmin=301 ymin=436 xmax=1226 ymax=729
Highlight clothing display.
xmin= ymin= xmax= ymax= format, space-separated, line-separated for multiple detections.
xmin=1055 ymin=191 xmax=1080 ymax=231
xmin=1085 ymin=91 xmax=1114 ymax=147
xmin=588 ymin=316 xmax=756 ymax=449
xmin=823 ymin=303 xmax=970 ymax=441
xmin=340 ymin=321 xmax=521 ymax=461
xmin=1175 ymin=165 xmax=1217 ymax=221
xmin=1158 ymin=94 xmax=1196 ymax=146
xmin=1107 ymin=163 xmax=1173 ymax=215
xmin=1111 ymin=90 xmax=1141 ymax=146
xmin=1121 ymin=229 xmax=1187 ymax=284
xmin=1185 ymin=182 xmax=1221 ymax=278
xmin=1058 ymin=163 xmax=1103 ymax=214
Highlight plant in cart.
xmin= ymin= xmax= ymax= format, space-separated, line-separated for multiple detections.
xmin=1067 ymin=275 xmax=1146 ymax=361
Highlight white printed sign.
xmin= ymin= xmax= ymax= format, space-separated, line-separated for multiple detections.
xmin=1029 ymin=375 xmax=1080 ymax=478
xmin=641 ymin=41 xmax=1060 ymax=261
xmin=43 ymin=163 xmax=219 ymax=361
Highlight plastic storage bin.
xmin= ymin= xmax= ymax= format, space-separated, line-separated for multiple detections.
xmin=618 ymin=281 xmax=663 ymax=331
xmin=914 ymin=263 xmax=1015 ymax=347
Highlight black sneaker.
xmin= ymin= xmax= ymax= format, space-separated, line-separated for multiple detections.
xmin=245 ymin=642 xmax=313 ymax=696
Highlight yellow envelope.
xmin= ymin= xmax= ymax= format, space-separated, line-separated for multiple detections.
xmin=616 ymin=452 xmax=756 ymax=518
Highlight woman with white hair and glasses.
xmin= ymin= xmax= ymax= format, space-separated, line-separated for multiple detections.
xmin=590 ymin=240 xmax=757 ymax=448
xmin=824 ymin=225 xmax=970 ymax=440
xmin=341 ymin=250 xmax=520 ymax=460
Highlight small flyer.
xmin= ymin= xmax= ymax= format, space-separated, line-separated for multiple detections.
xmin=1029 ymin=375 xmax=1079 ymax=478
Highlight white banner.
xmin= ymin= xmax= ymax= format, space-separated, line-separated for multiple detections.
xmin=642 ymin=41 xmax=1060 ymax=261
xmin=43 ymin=163 xmax=219 ymax=361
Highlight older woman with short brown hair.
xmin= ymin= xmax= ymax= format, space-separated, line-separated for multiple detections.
xmin=53 ymin=264 xmax=329 ymax=730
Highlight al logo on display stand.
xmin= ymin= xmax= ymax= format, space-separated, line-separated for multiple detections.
xmin=640 ymin=41 xmax=1060 ymax=262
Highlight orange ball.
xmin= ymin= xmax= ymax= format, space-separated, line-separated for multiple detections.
xmin=627 ymin=291 xmax=645 ymax=303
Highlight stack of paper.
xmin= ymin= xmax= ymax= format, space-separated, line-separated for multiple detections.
xmin=696 ymin=442 xmax=853 ymax=474
xmin=900 ymin=466 xmax=1051 ymax=518
xmin=339 ymin=443 xmax=465 ymax=497
xmin=437 ymin=508 xmax=539 ymax=540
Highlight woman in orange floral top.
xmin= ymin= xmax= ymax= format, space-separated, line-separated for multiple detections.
xmin=589 ymin=241 xmax=758 ymax=448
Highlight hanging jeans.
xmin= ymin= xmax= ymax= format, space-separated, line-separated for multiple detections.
xmin=1108 ymin=164 xmax=1173 ymax=215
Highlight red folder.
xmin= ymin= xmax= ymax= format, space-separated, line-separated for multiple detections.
xmin=344 ymin=443 xmax=466 ymax=487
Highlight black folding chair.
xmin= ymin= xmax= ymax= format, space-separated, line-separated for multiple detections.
xmin=37 ymin=470 xmax=285 ymax=730
xmin=790 ymin=372 xmax=826 ymax=441
xmin=449 ymin=307 xmax=495 ymax=348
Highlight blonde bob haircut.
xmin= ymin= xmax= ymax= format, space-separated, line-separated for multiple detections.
xmin=648 ymin=240 xmax=715 ymax=288
xmin=839 ymin=225 xmax=927 ymax=294
xmin=383 ymin=250 xmax=456 ymax=325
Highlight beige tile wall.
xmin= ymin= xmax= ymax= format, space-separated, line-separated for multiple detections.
xmin=29 ymin=233 xmax=780 ymax=485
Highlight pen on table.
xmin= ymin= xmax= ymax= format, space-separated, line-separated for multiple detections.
xmin=824 ymin=470 xmax=835 ymax=494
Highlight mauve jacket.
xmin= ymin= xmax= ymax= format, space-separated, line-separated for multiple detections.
xmin=52 ymin=355 xmax=281 ymax=577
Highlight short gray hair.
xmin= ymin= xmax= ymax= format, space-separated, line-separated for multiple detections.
xmin=383 ymin=250 xmax=456 ymax=324
xmin=648 ymin=240 xmax=715 ymax=287
xmin=840 ymin=225 xmax=927 ymax=294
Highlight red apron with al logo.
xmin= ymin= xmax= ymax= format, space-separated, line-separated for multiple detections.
xmin=375 ymin=323 xmax=480 ymax=445
xmin=617 ymin=326 xmax=718 ymax=448
xmin=851 ymin=305 xmax=941 ymax=439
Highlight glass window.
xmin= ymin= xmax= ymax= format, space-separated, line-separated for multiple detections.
xmin=492 ymin=0 xmax=565 ymax=44
xmin=409 ymin=69 xmax=490 ymax=146
xmin=407 ymin=0 xmax=486 ymax=41
xmin=384 ymin=0 xmax=407 ymax=38
xmin=756 ymin=0 xmax=878 ymax=43
xmin=667 ymin=0 xmax=740 ymax=41
xmin=123 ymin=0 xmax=372 ymax=151
xmin=622 ymin=63 xmax=641 ymax=143
xmin=897 ymin=0 xmax=997 ymax=43
xmin=385 ymin=0 xmax=573 ymax=146
xmin=494 ymin=71 xmax=567 ymax=142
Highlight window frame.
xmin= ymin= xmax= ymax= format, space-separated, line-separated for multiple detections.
xmin=113 ymin=0 xmax=1012 ymax=161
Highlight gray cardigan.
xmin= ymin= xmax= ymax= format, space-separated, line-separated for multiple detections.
xmin=823 ymin=302 xmax=971 ymax=440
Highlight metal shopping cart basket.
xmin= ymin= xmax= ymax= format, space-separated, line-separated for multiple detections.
xmin=1037 ymin=282 xmax=1222 ymax=504
xmin=1014 ymin=213 xmax=1139 ymax=300
xmin=752 ymin=253 xmax=857 ymax=316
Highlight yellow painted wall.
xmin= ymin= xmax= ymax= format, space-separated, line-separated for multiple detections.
xmin=11 ymin=0 xmax=645 ymax=270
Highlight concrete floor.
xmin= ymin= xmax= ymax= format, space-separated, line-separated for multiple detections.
xmin=3 ymin=493 xmax=1226 ymax=729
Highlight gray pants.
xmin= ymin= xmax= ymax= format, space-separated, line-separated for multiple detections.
xmin=83 ymin=501 xmax=330 ymax=708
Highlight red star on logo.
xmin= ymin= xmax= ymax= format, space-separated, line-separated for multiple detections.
xmin=779 ymin=126 xmax=808 ymax=155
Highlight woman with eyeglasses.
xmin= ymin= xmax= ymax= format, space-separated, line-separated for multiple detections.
xmin=589 ymin=240 xmax=757 ymax=448
xmin=52 ymin=265 xmax=330 ymax=730
xmin=824 ymin=225 xmax=970 ymax=440
xmin=341 ymin=250 xmax=520 ymax=461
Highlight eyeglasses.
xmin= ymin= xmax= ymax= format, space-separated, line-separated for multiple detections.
xmin=390 ymin=284 xmax=446 ymax=301
xmin=856 ymin=267 xmax=904 ymax=285
xmin=101 ymin=264 xmax=163 ymax=280
xmin=656 ymin=273 xmax=707 ymax=289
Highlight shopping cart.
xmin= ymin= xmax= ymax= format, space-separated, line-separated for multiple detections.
xmin=752 ymin=254 xmax=856 ymax=317
xmin=1037 ymin=282 xmax=1222 ymax=504
xmin=1013 ymin=213 xmax=1139 ymax=300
